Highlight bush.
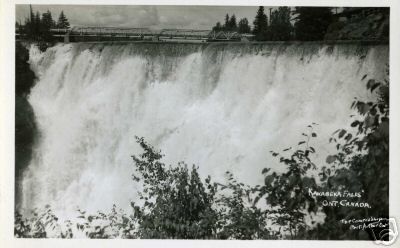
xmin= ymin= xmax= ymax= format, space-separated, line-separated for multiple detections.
xmin=130 ymin=137 xmax=219 ymax=239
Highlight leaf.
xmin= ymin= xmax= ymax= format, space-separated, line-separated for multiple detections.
xmin=365 ymin=115 xmax=375 ymax=128
xmin=361 ymin=74 xmax=367 ymax=80
xmin=338 ymin=129 xmax=346 ymax=139
xmin=370 ymin=106 xmax=377 ymax=116
xmin=378 ymin=121 xmax=389 ymax=136
xmin=356 ymin=102 xmax=370 ymax=115
xmin=351 ymin=120 xmax=359 ymax=127
xmin=326 ymin=155 xmax=336 ymax=164
xmin=303 ymin=177 xmax=315 ymax=188
xmin=370 ymin=82 xmax=381 ymax=93
xmin=344 ymin=133 xmax=352 ymax=142
xmin=262 ymin=168 xmax=271 ymax=174
xmin=351 ymin=101 xmax=356 ymax=109
xmin=264 ymin=175 xmax=274 ymax=185
xmin=366 ymin=79 xmax=375 ymax=89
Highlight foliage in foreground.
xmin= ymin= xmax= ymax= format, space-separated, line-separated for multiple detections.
xmin=130 ymin=138 xmax=219 ymax=239
xmin=15 ymin=72 xmax=389 ymax=239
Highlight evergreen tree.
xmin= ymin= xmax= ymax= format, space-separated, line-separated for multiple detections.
xmin=212 ymin=22 xmax=222 ymax=32
xmin=23 ymin=19 xmax=30 ymax=39
xmin=41 ymin=10 xmax=54 ymax=28
xmin=34 ymin=12 xmax=41 ymax=40
xmin=23 ymin=5 xmax=35 ymax=39
xmin=16 ymin=21 xmax=21 ymax=33
xmin=238 ymin=18 xmax=251 ymax=33
xmin=223 ymin=14 xmax=230 ymax=30
xmin=57 ymin=11 xmax=70 ymax=29
xmin=29 ymin=5 xmax=35 ymax=24
xmin=228 ymin=14 xmax=238 ymax=31
xmin=253 ymin=6 xmax=269 ymax=41
xmin=293 ymin=7 xmax=333 ymax=41
xmin=41 ymin=10 xmax=55 ymax=41
xmin=269 ymin=7 xmax=292 ymax=41
xmin=21 ymin=7 xmax=56 ymax=42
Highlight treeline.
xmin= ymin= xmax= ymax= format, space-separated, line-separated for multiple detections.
xmin=16 ymin=6 xmax=70 ymax=42
xmin=212 ymin=14 xmax=251 ymax=34
xmin=212 ymin=6 xmax=334 ymax=41
xmin=15 ymin=70 xmax=389 ymax=239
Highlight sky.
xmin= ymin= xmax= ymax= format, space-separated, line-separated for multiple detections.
xmin=15 ymin=5 xmax=266 ymax=30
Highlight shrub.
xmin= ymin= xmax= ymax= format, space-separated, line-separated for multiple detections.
xmin=130 ymin=137 xmax=219 ymax=239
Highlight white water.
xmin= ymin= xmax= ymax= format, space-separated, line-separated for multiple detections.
xmin=22 ymin=42 xmax=388 ymax=218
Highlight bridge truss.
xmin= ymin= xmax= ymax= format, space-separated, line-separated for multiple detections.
xmin=49 ymin=27 xmax=253 ymax=42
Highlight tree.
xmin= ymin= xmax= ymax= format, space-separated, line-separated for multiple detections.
xmin=25 ymin=5 xmax=35 ymax=38
xmin=213 ymin=13 xmax=240 ymax=33
xmin=130 ymin=137 xmax=219 ymax=239
xmin=57 ymin=11 xmax=70 ymax=29
xmin=33 ymin=11 xmax=41 ymax=39
xmin=261 ymin=126 xmax=319 ymax=239
xmin=313 ymin=70 xmax=390 ymax=239
xmin=40 ymin=10 xmax=55 ymax=41
xmin=22 ymin=5 xmax=37 ymax=40
xmin=217 ymin=172 xmax=271 ymax=239
xmin=41 ymin=11 xmax=55 ymax=29
xmin=238 ymin=18 xmax=251 ymax=33
xmin=253 ymin=6 xmax=269 ymax=41
xmin=269 ymin=7 xmax=293 ymax=40
xmin=223 ymin=14 xmax=230 ymax=30
xmin=212 ymin=22 xmax=222 ymax=32
xmin=29 ymin=5 xmax=35 ymax=24
xmin=22 ymin=7 xmax=56 ymax=42
xmin=293 ymin=7 xmax=333 ymax=41
xmin=228 ymin=14 xmax=238 ymax=31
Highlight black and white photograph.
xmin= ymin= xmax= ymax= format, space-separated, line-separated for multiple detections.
xmin=1 ymin=0 xmax=400 ymax=246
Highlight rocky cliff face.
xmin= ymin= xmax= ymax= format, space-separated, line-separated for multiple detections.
xmin=325 ymin=10 xmax=389 ymax=40
xmin=15 ymin=42 xmax=37 ymax=209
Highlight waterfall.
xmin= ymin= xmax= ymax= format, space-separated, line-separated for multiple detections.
xmin=21 ymin=42 xmax=388 ymax=218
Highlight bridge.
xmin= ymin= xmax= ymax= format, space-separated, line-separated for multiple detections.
xmin=49 ymin=27 xmax=254 ymax=43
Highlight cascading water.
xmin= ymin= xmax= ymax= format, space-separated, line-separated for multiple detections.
xmin=20 ymin=42 xmax=388 ymax=219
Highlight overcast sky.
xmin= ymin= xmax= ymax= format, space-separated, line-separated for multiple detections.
xmin=16 ymin=5 xmax=267 ymax=30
